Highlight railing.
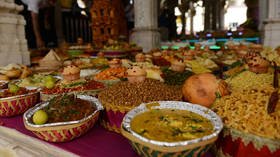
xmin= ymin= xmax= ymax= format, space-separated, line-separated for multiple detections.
xmin=61 ymin=11 xmax=92 ymax=43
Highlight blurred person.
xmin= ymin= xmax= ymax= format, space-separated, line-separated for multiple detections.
xmin=125 ymin=1 xmax=134 ymax=34
xmin=15 ymin=0 xmax=55 ymax=49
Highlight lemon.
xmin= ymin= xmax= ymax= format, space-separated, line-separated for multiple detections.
xmin=44 ymin=80 xmax=55 ymax=89
xmin=33 ymin=110 xmax=48 ymax=125
xmin=44 ymin=75 xmax=55 ymax=82
xmin=8 ymin=84 xmax=19 ymax=93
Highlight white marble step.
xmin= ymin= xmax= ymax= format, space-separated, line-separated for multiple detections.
xmin=0 ymin=126 xmax=78 ymax=157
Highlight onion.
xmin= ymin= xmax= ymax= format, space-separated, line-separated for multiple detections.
xmin=182 ymin=73 xmax=229 ymax=107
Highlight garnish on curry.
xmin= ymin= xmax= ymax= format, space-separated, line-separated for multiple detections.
xmin=44 ymin=94 xmax=96 ymax=123
xmin=131 ymin=109 xmax=213 ymax=142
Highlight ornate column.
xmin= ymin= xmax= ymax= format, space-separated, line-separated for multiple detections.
xmin=258 ymin=0 xmax=268 ymax=30
xmin=263 ymin=0 xmax=280 ymax=47
xmin=130 ymin=0 xmax=160 ymax=52
xmin=0 ymin=0 xmax=30 ymax=66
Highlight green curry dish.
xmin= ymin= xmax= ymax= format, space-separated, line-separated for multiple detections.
xmin=131 ymin=109 xmax=213 ymax=142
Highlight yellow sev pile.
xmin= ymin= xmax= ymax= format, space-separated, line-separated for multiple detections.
xmin=212 ymin=70 xmax=280 ymax=140
xmin=225 ymin=70 xmax=273 ymax=92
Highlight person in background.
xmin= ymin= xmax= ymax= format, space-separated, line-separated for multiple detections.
xmin=124 ymin=1 xmax=134 ymax=35
xmin=15 ymin=0 xmax=55 ymax=49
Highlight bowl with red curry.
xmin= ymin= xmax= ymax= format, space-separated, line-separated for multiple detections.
xmin=23 ymin=94 xmax=103 ymax=142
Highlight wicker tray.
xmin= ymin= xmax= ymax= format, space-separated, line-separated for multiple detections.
xmin=0 ymin=91 xmax=39 ymax=117
xmin=24 ymin=95 xmax=103 ymax=142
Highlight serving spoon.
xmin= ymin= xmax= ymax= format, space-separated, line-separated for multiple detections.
xmin=267 ymin=62 xmax=278 ymax=114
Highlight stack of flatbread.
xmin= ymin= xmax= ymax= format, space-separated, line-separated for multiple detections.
xmin=37 ymin=49 xmax=62 ymax=71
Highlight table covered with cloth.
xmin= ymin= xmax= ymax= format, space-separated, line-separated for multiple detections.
xmin=0 ymin=117 xmax=214 ymax=157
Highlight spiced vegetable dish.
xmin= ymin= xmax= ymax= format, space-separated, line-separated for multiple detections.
xmin=43 ymin=94 xmax=96 ymax=123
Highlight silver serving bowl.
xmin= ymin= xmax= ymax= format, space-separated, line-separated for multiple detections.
xmin=24 ymin=95 xmax=103 ymax=142
xmin=121 ymin=101 xmax=223 ymax=157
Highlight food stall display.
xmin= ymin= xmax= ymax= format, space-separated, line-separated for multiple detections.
xmin=1 ymin=43 xmax=280 ymax=156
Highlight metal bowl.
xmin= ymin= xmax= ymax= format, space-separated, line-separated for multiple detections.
xmin=0 ymin=90 xmax=40 ymax=117
xmin=24 ymin=95 xmax=103 ymax=142
xmin=121 ymin=101 xmax=223 ymax=157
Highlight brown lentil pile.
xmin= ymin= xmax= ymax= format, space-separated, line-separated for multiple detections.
xmin=98 ymin=79 xmax=182 ymax=107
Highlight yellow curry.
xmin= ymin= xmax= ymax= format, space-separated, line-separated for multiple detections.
xmin=131 ymin=109 xmax=213 ymax=142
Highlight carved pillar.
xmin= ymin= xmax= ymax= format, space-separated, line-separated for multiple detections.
xmin=130 ymin=0 xmax=160 ymax=52
xmin=263 ymin=0 xmax=280 ymax=47
xmin=0 ymin=0 xmax=30 ymax=66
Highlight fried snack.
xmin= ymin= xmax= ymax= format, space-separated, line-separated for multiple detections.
xmin=5 ymin=68 xmax=22 ymax=78
xmin=20 ymin=65 xmax=32 ymax=79
xmin=212 ymin=85 xmax=280 ymax=139
xmin=94 ymin=67 xmax=127 ymax=80
xmin=0 ymin=74 xmax=9 ymax=81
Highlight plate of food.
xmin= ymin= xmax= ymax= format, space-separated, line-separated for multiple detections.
xmin=40 ymin=66 xmax=105 ymax=101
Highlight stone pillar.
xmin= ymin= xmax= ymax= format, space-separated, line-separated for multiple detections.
xmin=0 ymin=0 xmax=30 ymax=66
xmin=258 ymin=0 xmax=268 ymax=30
xmin=218 ymin=0 xmax=226 ymax=30
xmin=263 ymin=0 xmax=280 ymax=47
xmin=130 ymin=0 xmax=160 ymax=52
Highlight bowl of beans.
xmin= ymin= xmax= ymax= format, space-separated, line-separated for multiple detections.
xmin=98 ymin=79 xmax=183 ymax=133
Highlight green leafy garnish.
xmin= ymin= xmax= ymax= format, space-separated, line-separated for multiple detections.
xmin=215 ymin=92 xmax=221 ymax=98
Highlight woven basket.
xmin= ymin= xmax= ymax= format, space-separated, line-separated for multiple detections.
xmin=0 ymin=92 xmax=39 ymax=117
xmin=24 ymin=95 xmax=103 ymax=142
xmin=99 ymin=100 xmax=135 ymax=134
xmin=215 ymin=127 xmax=280 ymax=157
xmin=26 ymin=112 xmax=100 ymax=142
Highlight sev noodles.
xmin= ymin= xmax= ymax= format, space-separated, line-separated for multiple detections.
xmin=212 ymin=85 xmax=280 ymax=139
xmin=225 ymin=71 xmax=273 ymax=92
